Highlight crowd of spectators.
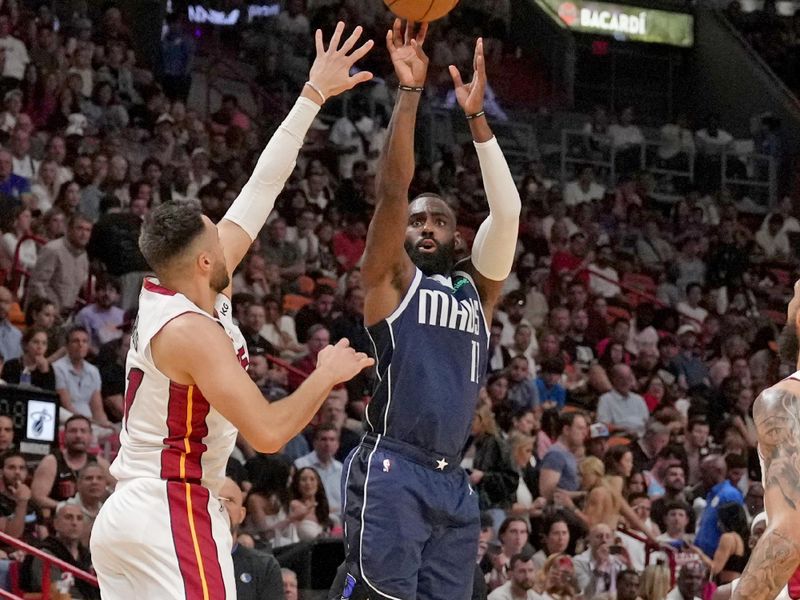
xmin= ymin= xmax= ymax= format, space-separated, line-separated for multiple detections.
xmin=0 ymin=1 xmax=789 ymax=599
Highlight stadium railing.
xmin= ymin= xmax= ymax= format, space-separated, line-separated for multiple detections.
xmin=0 ymin=530 xmax=98 ymax=598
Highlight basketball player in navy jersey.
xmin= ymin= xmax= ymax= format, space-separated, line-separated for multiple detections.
xmin=330 ymin=20 xmax=521 ymax=600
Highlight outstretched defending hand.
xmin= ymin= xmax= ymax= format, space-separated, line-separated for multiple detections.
xmin=317 ymin=338 xmax=375 ymax=383
xmin=448 ymin=37 xmax=487 ymax=115
xmin=386 ymin=19 xmax=429 ymax=87
xmin=307 ymin=22 xmax=374 ymax=102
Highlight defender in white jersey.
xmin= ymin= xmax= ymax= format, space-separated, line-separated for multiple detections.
xmin=90 ymin=23 xmax=375 ymax=599
xmin=724 ymin=279 xmax=800 ymax=600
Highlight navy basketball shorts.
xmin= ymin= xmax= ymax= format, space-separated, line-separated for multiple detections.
xmin=332 ymin=433 xmax=480 ymax=600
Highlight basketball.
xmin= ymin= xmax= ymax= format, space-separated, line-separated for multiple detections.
xmin=383 ymin=0 xmax=460 ymax=22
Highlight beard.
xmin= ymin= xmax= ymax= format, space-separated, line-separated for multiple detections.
xmin=210 ymin=259 xmax=230 ymax=293
xmin=405 ymin=238 xmax=455 ymax=276
xmin=778 ymin=319 xmax=799 ymax=366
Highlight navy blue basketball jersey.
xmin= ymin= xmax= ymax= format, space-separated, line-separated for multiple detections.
xmin=365 ymin=266 xmax=490 ymax=458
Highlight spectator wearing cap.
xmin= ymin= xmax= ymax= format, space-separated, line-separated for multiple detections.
xmin=597 ymin=364 xmax=649 ymax=437
xmin=630 ymin=419 xmax=671 ymax=473
xmin=497 ymin=290 xmax=530 ymax=348
xmin=74 ymin=275 xmax=124 ymax=355
xmin=87 ymin=194 xmax=151 ymax=310
xmin=534 ymin=357 xmax=566 ymax=409
xmin=586 ymin=423 xmax=610 ymax=459
xmin=672 ymin=325 xmax=710 ymax=390
xmin=29 ymin=213 xmax=91 ymax=315
xmin=539 ymin=411 xmax=588 ymax=500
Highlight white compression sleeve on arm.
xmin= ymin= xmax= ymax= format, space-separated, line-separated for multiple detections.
xmin=470 ymin=136 xmax=521 ymax=281
xmin=223 ymin=96 xmax=320 ymax=240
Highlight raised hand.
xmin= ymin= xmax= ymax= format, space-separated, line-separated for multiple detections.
xmin=448 ymin=37 xmax=487 ymax=115
xmin=307 ymin=22 xmax=374 ymax=102
xmin=386 ymin=19 xmax=429 ymax=87
xmin=317 ymin=338 xmax=375 ymax=383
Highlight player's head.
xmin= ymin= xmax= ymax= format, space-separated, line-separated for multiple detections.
xmin=139 ymin=203 xmax=229 ymax=293
xmin=779 ymin=278 xmax=800 ymax=365
xmin=405 ymin=194 xmax=460 ymax=276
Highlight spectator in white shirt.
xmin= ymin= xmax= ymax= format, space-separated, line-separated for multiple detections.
xmin=563 ymin=166 xmax=605 ymax=207
xmin=293 ymin=423 xmax=343 ymax=519
xmin=659 ymin=115 xmax=695 ymax=169
xmin=9 ymin=127 xmax=39 ymax=180
xmin=676 ymin=282 xmax=708 ymax=326
xmin=695 ymin=115 xmax=733 ymax=156
xmin=0 ymin=15 xmax=29 ymax=81
xmin=755 ymin=213 xmax=791 ymax=259
xmin=589 ymin=245 xmax=621 ymax=299
xmin=609 ymin=106 xmax=644 ymax=149
xmin=597 ymin=364 xmax=650 ymax=437
xmin=487 ymin=553 xmax=538 ymax=600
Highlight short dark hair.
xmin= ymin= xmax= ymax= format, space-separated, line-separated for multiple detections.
xmin=664 ymin=500 xmax=691 ymax=515
xmin=139 ymin=203 xmax=205 ymax=271
xmin=66 ymin=324 xmax=89 ymax=341
xmin=617 ymin=569 xmax=639 ymax=584
xmin=558 ymin=410 xmax=587 ymax=433
xmin=540 ymin=357 xmax=565 ymax=375
xmin=314 ymin=285 xmax=335 ymax=299
xmin=314 ymin=422 xmax=339 ymax=440
xmin=509 ymin=552 xmax=534 ymax=570
xmin=0 ymin=450 xmax=23 ymax=467
xmin=65 ymin=414 xmax=91 ymax=429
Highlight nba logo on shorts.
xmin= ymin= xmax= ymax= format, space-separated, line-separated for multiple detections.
xmin=341 ymin=573 xmax=357 ymax=599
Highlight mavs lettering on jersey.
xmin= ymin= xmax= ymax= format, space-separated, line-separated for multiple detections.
xmin=366 ymin=268 xmax=489 ymax=458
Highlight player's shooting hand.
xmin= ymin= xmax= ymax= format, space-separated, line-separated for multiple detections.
xmin=386 ymin=19 xmax=429 ymax=87
xmin=307 ymin=22 xmax=374 ymax=104
xmin=448 ymin=38 xmax=486 ymax=115
xmin=317 ymin=338 xmax=375 ymax=384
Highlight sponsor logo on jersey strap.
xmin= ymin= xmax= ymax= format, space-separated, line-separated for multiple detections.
xmin=418 ymin=289 xmax=481 ymax=334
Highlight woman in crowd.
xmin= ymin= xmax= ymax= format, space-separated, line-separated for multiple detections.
xmin=30 ymin=160 xmax=60 ymax=212
xmin=642 ymin=374 xmax=668 ymax=412
xmin=25 ymin=296 xmax=61 ymax=357
xmin=603 ymin=444 xmax=635 ymax=497
xmin=287 ymin=467 xmax=334 ymax=541
xmin=508 ymin=432 xmax=544 ymax=522
xmin=2 ymin=206 xmax=37 ymax=277
xmin=533 ymin=553 xmax=579 ymax=600
xmin=260 ymin=296 xmax=303 ymax=358
xmin=537 ymin=408 xmax=561 ymax=459
xmin=638 ymin=563 xmax=671 ymax=600
xmin=531 ymin=514 xmax=571 ymax=570
xmin=2 ymin=327 xmax=55 ymax=390
xmin=690 ymin=501 xmax=749 ymax=584
xmin=465 ymin=403 xmax=519 ymax=520
xmin=54 ymin=181 xmax=82 ymax=218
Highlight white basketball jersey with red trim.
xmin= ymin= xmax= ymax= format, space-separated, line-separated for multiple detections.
xmin=109 ymin=278 xmax=249 ymax=495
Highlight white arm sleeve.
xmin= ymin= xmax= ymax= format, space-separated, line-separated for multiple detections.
xmin=470 ymin=136 xmax=521 ymax=281
xmin=223 ymin=97 xmax=320 ymax=240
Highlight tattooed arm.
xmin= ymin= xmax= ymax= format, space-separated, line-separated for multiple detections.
xmin=731 ymin=384 xmax=800 ymax=600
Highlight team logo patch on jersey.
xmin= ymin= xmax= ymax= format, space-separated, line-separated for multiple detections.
xmin=341 ymin=573 xmax=357 ymax=599
xmin=452 ymin=276 xmax=468 ymax=293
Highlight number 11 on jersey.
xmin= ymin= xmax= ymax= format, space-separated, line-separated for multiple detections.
xmin=470 ymin=340 xmax=481 ymax=383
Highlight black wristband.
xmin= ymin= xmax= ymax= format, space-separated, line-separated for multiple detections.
xmin=465 ymin=110 xmax=486 ymax=120
xmin=398 ymin=84 xmax=424 ymax=93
